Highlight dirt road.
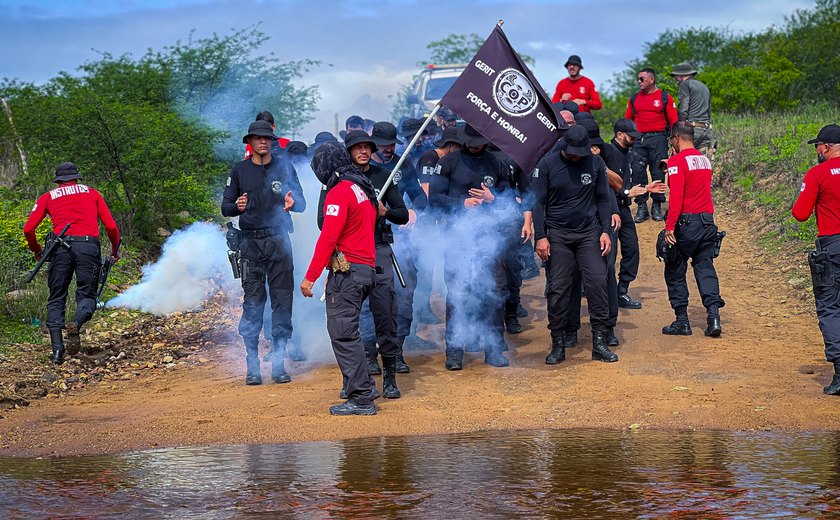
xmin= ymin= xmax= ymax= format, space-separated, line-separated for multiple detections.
xmin=2 ymin=206 xmax=837 ymax=457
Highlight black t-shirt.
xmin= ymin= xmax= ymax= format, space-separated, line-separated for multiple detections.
xmin=530 ymin=149 xmax=612 ymax=240
xmin=221 ymin=157 xmax=306 ymax=232
xmin=429 ymin=147 xmax=512 ymax=218
xmin=418 ymin=149 xmax=443 ymax=184
xmin=365 ymin=163 xmax=408 ymax=244
xmin=372 ymin=153 xmax=428 ymax=211
xmin=601 ymin=139 xmax=633 ymax=205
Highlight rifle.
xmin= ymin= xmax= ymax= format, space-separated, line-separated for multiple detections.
xmin=95 ymin=239 xmax=122 ymax=310
xmin=26 ymin=223 xmax=71 ymax=283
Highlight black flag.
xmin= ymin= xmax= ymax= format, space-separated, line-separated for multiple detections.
xmin=441 ymin=25 xmax=566 ymax=173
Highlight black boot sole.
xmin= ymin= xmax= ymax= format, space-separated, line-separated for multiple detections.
xmin=64 ymin=323 xmax=81 ymax=356
xmin=592 ymin=352 xmax=619 ymax=362
xmin=704 ymin=328 xmax=722 ymax=337
xmin=662 ymin=327 xmax=692 ymax=336
xmin=245 ymin=376 xmax=263 ymax=385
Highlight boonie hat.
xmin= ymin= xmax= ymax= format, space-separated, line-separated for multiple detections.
xmin=614 ymin=118 xmax=642 ymax=139
xmin=52 ymin=162 xmax=82 ymax=183
xmin=458 ymin=124 xmax=489 ymax=147
xmin=670 ymin=62 xmax=698 ymax=76
xmin=242 ymin=120 xmax=277 ymax=144
xmin=343 ymin=130 xmax=378 ymax=153
xmin=370 ymin=122 xmax=403 ymax=146
xmin=434 ymin=126 xmax=463 ymax=148
xmin=400 ymin=118 xmax=432 ymax=139
xmin=564 ymin=55 xmax=583 ymax=68
xmin=808 ymin=124 xmax=840 ymax=145
xmin=558 ymin=125 xmax=592 ymax=157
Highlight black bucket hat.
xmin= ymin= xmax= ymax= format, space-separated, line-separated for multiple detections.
xmin=371 ymin=122 xmax=403 ymax=146
xmin=400 ymin=118 xmax=431 ymax=139
xmin=580 ymin=118 xmax=605 ymax=146
xmin=558 ymin=125 xmax=592 ymax=157
xmin=434 ymin=126 xmax=463 ymax=148
xmin=564 ymin=55 xmax=583 ymax=68
xmin=670 ymin=62 xmax=698 ymax=76
xmin=52 ymin=162 xmax=82 ymax=183
xmin=343 ymin=130 xmax=377 ymax=153
xmin=458 ymin=124 xmax=489 ymax=147
xmin=242 ymin=120 xmax=276 ymax=144
xmin=808 ymin=124 xmax=840 ymax=144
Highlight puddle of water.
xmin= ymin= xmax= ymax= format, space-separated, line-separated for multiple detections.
xmin=1 ymin=429 xmax=840 ymax=518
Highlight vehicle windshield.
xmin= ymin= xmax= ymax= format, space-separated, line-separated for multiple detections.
xmin=424 ymin=76 xmax=459 ymax=100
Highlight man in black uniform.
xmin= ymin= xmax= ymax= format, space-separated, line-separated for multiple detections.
xmin=602 ymin=118 xmax=646 ymax=309
xmin=343 ymin=130 xmax=410 ymax=384
xmin=366 ymin=121 xmax=427 ymax=371
xmin=532 ymin=125 xmax=618 ymax=365
xmin=429 ymin=124 xmax=512 ymax=370
xmin=222 ymin=120 xmax=306 ymax=385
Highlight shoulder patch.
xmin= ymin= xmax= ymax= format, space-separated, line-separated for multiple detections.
xmin=31 ymin=204 xmax=37 ymax=213
xmin=433 ymin=164 xmax=442 ymax=176
xmin=800 ymin=182 xmax=806 ymax=193
xmin=350 ymin=183 xmax=367 ymax=203
xmin=532 ymin=168 xmax=539 ymax=178
xmin=668 ymin=166 xmax=679 ymax=176
xmin=226 ymin=177 xmax=231 ymax=186
xmin=326 ymin=204 xmax=340 ymax=217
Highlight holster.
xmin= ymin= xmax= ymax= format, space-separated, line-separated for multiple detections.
xmin=225 ymin=222 xmax=242 ymax=279
xmin=809 ymin=250 xmax=835 ymax=288
xmin=655 ymin=229 xmax=681 ymax=264
xmin=330 ymin=251 xmax=351 ymax=273
xmin=43 ymin=232 xmax=56 ymax=262
xmin=713 ymin=230 xmax=726 ymax=259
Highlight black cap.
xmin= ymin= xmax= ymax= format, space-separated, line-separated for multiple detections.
xmin=400 ymin=118 xmax=431 ymax=139
xmin=458 ymin=124 xmax=489 ymax=147
xmin=344 ymin=130 xmax=377 ymax=153
xmin=52 ymin=162 xmax=82 ymax=183
xmin=433 ymin=126 xmax=463 ymax=148
xmin=286 ymin=141 xmax=308 ymax=155
xmin=614 ymin=118 xmax=641 ymax=139
xmin=579 ymin=118 xmax=604 ymax=146
xmin=564 ymin=55 xmax=583 ymax=68
xmin=242 ymin=120 xmax=276 ymax=144
xmin=574 ymin=112 xmax=593 ymax=123
xmin=314 ymin=131 xmax=337 ymax=144
xmin=553 ymin=100 xmax=579 ymax=115
xmin=370 ymin=121 xmax=403 ymax=146
xmin=438 ymin=106 xmax=458 ymax=121
xmin=808 ymin=124 xmax=840 ymax=145
xmin=558 ymin=125 xmax=592 ymax=157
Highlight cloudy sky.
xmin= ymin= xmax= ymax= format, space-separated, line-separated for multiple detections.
xmin=0 ymin=0 xmax=810 ymax=139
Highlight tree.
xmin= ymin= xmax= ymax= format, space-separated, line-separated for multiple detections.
xmin=421 ymin=33 xmax=535 ymax=67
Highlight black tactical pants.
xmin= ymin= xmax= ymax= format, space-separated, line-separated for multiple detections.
xmin=326 ymin=264 xmax=376 ymax=405
xmin=546 ymin=227 xmax=610 ymax=336
xmin=617 ymin=205 xmax=640 ymax=287
xmin=46 ymin=239 xmax=100 ymax=330
xmin=813 ymin=236 xmax=840 ymax=363
xmin=358 ymin=243 xmax=400 ymax=358
xmin=504 ymin=218 xmax=524 ymax=308
xmin=443 ymin=223 xmax=506 ymax=353
xmin=392 ymin=227 xmax=417 ymax=338
xmin=238 ymin=233 xmax=294 ymax=343
xmin=664 ymin=213 xmax=725 ymax=315
xmin=630 ymin=133 xmax=669 ymax=204
xmin=563 ymin=231 xmax=618 ymax=331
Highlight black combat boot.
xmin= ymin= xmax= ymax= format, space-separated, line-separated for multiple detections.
xmin=395 ymin=337 xmax=410 ymax=373
xmin=704 ymin=314 xmax=722 ymax=337
xmin=592 ymin=330 xmax=619 ymax=362
xmin=617 ymin=283 xmax=642 ymax=309
xmin=545 ymin=335 xmax=566 ymax=365
xmin=49 ymin=328 xmax=65 ymax=365
xmin=445 ymin=349 xmax=464 ymax=371
xmin=64 ymin=321 xmax=81 ymax=356
xmin=651 ymin=202 xmax=664 ymax=222
xmin=505 ymin=302 xmax=523 ymax=334
xmin=663 ymin=316 xmax=692 ymax=336
xmin=484 ymin=345 xmax=510 ymax=367
xmin=270 ymin=339 xmax=291 ymax=384
xmin=366 ymin=342 xmax=382 ymax=375
xmin=244 ymin=338 xmax=262 ymax=385
xmin=824 ymin=362 xmax=840 ymax=396
xmin=561 ymin=330 xmax=578 ymax=349
xmin=516 ymin=304 xmax=528 ymax=317
xmin=381 ymin=356 xmax=401 ymax=399
xmin=634 ymin=203 xmax=650 ymax=223
xmin=606 ymin=327 xmax=620 ymax=347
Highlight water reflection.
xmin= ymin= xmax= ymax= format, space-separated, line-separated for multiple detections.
xmin=2 ymin=430 xmax=840 ymax=517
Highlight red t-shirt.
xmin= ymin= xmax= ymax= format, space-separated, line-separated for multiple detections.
xmin=792 ymin=157 xmax=840 ymax=237
xmin=23 ymin=181 xmax=120 ymax=254
xmin=624 ymin=89 xmax=678 ymax=133
xmin=665 ymin=148 xmax=715 ymax=231
xmin=551 ymin=76 xmax=602 ymax=112
xmin=305 ymin=180 xmax=377 ymax=282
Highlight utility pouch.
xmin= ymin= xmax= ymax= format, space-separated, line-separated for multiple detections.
xmin=240 ymin=257 xmax=250 ymax=281
xmin=808 ymin=250 xmax=835 ymax=288
xmin=713 ymin=230 xmax=726 ymax=259
xmin=655 ymin=229 xmax=669 ymax=262
xmin=330 ymin=251 xmax=351 ymax=273
xmin=700 ymin=213 xmax=715 ymax=226
xmin=225 ymin=222 xmax=241 ymax=251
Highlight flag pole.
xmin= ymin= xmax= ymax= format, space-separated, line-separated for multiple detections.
xmin=377 ymin=103 xmax=442 ymax=202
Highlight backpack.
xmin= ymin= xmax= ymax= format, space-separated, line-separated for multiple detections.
xmin=629 ymin=89 xmax=672 ymax=130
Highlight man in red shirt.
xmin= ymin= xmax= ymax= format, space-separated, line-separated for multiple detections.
xmin=551 ymin=55 xmax=602 ymax=113
xmin=301 ymin=141 xmax=380 ymax=415
xmin=661 ymin=122 xmax=724 ymax=338
xmin=791 ymin=124 xmax=840 ymax=395
xmin=626 ymin=67 xmax=678 ymax=223
xmin=23 ymin=162 xmax=120 ymax=364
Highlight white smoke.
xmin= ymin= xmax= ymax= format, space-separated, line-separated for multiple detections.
xmin=108 ymin=221 xmax=239 ymax=315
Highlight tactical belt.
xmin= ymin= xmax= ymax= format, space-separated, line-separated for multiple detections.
xmin=241 ymin=227 xmax=283 ymax=239
xmin=66 ymin=235 xmax=100 ymax=245
xmin=687 ymin=121 xmax=712 ymax=129
xmin=677 ymin=212 xmax=714 ymax=225
xmin=817 ymin=233 xmax=840 ymax=250
xmin=640 ymin=131 xmax=667 ymax=139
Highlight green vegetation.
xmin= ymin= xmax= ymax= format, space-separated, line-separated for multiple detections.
xmin=0 ymin=25 xmax=321 ymax=338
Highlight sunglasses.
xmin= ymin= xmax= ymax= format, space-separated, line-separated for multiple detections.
xmin=637 ymin=77 xmax=647 ymax=81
